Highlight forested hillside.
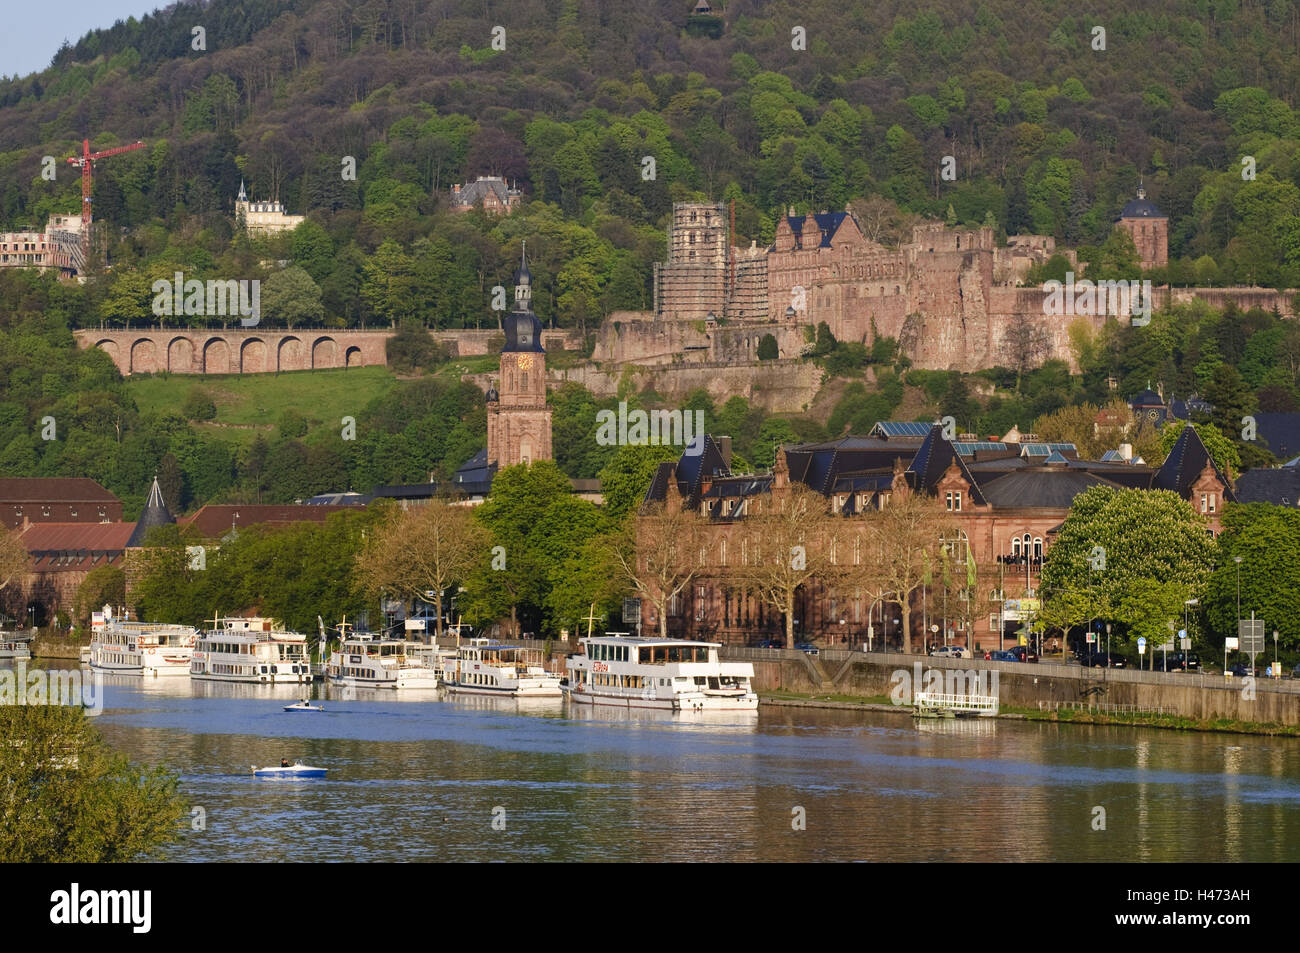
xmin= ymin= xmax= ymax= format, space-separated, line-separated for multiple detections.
xmin=2 ymin=0 xmax=1300 ymax=333
xmin=2 ymin=0 xmax=1300 ymax=514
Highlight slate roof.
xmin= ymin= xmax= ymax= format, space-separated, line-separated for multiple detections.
xmin=452 ymin=177 xmax=517 ymax=207
xmin=906 ymin=424 xmax=987 ymax=505
xmin=1235 ymin=468 xmax=1300 ymax=506
xmin=1118 ymin=189 xmax=1167 ymax=219
xmin=783 ymin=211 xmax=851 ymax=248
xmin=1250 ymin=412 xmax=1300 ymax=460
xmin=1154 ymin=424 xmax=1236 ymax=501
xmin=125 ymin=478 xmax=174 ymax=547
xmin=979 ymin=470 xmax=1120 ymax=508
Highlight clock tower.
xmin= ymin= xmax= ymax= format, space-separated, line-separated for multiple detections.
xmin=486 ymin=243 xmax=553 ymax=468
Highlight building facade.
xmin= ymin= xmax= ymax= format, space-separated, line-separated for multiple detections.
xmin=639 ymin=423 xmax=1231 ymax=651
xmin=1116 ymin=185 xmax=1168 ymax=270
xmin=235 ymin=180 xmax=305 ymax=235
xmin=486 ymin=246 xmax=553 ymax=469
xmin=449 ymin=176 xmax=521 ymax=214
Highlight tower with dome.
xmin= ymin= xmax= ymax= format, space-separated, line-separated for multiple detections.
xmin=486 ymin=243 xmax=553 ymax=468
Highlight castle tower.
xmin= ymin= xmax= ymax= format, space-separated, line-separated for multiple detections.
xmin=1116 ymin=183 xmax=1168 ymax=270
xmin=486 ymin=243 xmax=553 ymax=468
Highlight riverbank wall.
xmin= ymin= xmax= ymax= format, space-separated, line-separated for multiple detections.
xmin=724 ymin=647 xmax=1300 ymax=727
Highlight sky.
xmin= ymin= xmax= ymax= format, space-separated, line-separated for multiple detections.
xmin=2 ymin=1 xmax=163 ymax=78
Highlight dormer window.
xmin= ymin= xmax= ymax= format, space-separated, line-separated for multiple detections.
xmin=946 ymin=491 xmax=962 ymax=512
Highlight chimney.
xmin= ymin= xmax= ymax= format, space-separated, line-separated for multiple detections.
xmin=717 ymin=435 xmax=733 ymax=472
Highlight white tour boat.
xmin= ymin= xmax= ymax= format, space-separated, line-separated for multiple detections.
xmin=327 ymin=631 xmax=441 ymax=689
xmin=442 ymin=638 xmax=563 ymax=696
xmin=566 ymin=633 xmax=758 ymax=711
xmin=190 ymin=616 xmax=312 ymax=684
xmin=88 ymin=618 xmax=197 ymax=677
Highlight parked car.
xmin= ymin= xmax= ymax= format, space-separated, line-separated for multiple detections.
xmin=794 ymin=642 xmax=820 ymax=656
xmin=753 ymin=639 xmax=784 ymax=649
xmin=1158 ymin=652 xmax=1200 ymax=672
xmin=929 ymin=645 xmax=970 ymax=658
xmin=1228 ymin=662 xmax=1257 ymax=677
xmin=986 ymin=649 xmax=1019 ymax=662
xmin=1006 ymin=644 xmax=1039 ymax=663
xmin=1081 ymin=650 xmax=1126 ymax=668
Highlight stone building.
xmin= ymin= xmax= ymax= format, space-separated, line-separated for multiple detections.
xmin=449 ymin=176 xmax=521 ymax=215
xmin=625 ymin=202 xmax=1075 ymax=371
xmin=486 ymin=245 xmax=553 ymax=469
xmin=639 ymin=423 xmax=1232 ymax=651
xmin=1116 ymin=185 xmax=1168 ymax=270
xmin=235 ymin=180 xmax=305 ymax=235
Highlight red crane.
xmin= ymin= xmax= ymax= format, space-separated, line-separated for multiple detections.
xmin=66 ymin=137 xmax=146 ymax=264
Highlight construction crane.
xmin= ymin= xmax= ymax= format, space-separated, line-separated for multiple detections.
xmin=66 ymin=137 xmax=146 ymax=266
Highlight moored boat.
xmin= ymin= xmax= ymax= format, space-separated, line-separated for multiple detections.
xmin=442 ymin=637 xmax=563 ymax=697
xmin=190 ymin=616 xmax=312 ymax=684
xmin=89 ymin=616 xmax=196 ymax=677
xmin=0 ymin=634 xmax=32 ymax=661
xmin=565 ymin=633 xmax=758 ymax=711
xmin=327 ymin=628 xmax=441 ymax=690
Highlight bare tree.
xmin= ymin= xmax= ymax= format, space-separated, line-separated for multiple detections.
xmin=872 ymin=493 xmax=952 ymax=654
xmin=608 ymin=501 xmax=709 ymax=640
xmin=1001 ymin=311 xmax=1052 ymax=392
xmin=734 ymin=485 xmax=846 ymax=648
xmin=355 ymin=500 xmax=488 ymax=640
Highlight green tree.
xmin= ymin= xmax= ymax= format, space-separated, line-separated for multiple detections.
xmin=0 ymin=706 xmax=186 ymax=861
xmin=757 ymin=333 xmax=779 ymax=360
xmin=1041 ymin=486 xmax=1215 ymax=654
xmin=598 ymin=443 xmax=681 ymax=522
xmin=261 ymin=266 xmax=324 ymax=328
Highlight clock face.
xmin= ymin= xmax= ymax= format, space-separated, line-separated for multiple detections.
xmin=518 ymin=354 xmax=533 ymax=371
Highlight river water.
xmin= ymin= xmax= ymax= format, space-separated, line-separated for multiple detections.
xmin=42 ymin=672 xmax=1300 ymax=861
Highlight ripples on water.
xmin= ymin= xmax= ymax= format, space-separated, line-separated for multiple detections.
xmin=19 ymin=665 xmax=1300 ymax=861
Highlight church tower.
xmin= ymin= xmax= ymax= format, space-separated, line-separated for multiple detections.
xmin=486 ymin=243 xmax=553 ymax=468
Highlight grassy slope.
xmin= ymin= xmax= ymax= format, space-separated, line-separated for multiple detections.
xmin=125 ymin=366 xmax=399 ymax=448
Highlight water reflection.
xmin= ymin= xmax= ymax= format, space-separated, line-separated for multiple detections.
xmin=12 ymin=663 xmax=1300 ymax=862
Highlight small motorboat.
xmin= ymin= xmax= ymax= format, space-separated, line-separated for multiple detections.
xmin=283 ymin=700 xmax=323 ymax=712
xmin=253 ymin=762 xmax=327 ymax=778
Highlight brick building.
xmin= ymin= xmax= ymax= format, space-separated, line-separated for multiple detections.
xmin=1116 ymin=185 xmax=1168 ymax=270
xmin=639 ymin=422 xmax=1231 ymax=651
xmin=0 ymin=478 xmax=122 ymax=530
xmin=486 ymin=245 xmax=553 ymax=469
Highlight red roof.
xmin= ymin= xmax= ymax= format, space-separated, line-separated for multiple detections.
xmin=179 ymin=504 xmax=361 ymax=538
xmin=19 ymin=521 xmax=136 ymax=572
xmin=0 ymin=478 xmax=119 ymax=503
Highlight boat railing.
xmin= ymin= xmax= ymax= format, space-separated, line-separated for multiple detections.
xmin=914 ymin=691 xmax=999 ymax=714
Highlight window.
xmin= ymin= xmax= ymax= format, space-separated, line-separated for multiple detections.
xmin=1034 ymin=538 xmax=1043 ymax=560
xmin=1011 ymin=537 xmax=1021 ymax=559
xmin=990 ymin=615 xmax=999 ymax=631
xmin=719 ymin=539 xmax=727 ymax=566
xmin=696 ymin=586 xmax=705 ymax=621
xmin=945 ymin=491 xmax=961 ymax=511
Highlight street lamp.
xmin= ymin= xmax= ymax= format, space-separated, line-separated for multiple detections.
xmin=1184 ymin=598 xmax=1198 ymax=671
xmin=1233 ymin=556 xmax=1242 ymax=630
xmin=1274 ymin=629 xmax=1279 ymax=676
xmin=1106 ymin=622 xmax=1112 ymax=669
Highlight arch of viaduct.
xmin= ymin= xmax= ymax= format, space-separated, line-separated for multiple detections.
xmin=73 ymin=328 xmax=580 ymax=376
xmin=73 ymin=329 xmax=390 ymax=376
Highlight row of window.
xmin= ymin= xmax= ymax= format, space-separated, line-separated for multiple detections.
xmin=9 ymin=505 xmax=109 ymax=517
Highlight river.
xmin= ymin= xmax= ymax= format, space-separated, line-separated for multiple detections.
xmin=40 ymin=672 xmax=1300 ymax=861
